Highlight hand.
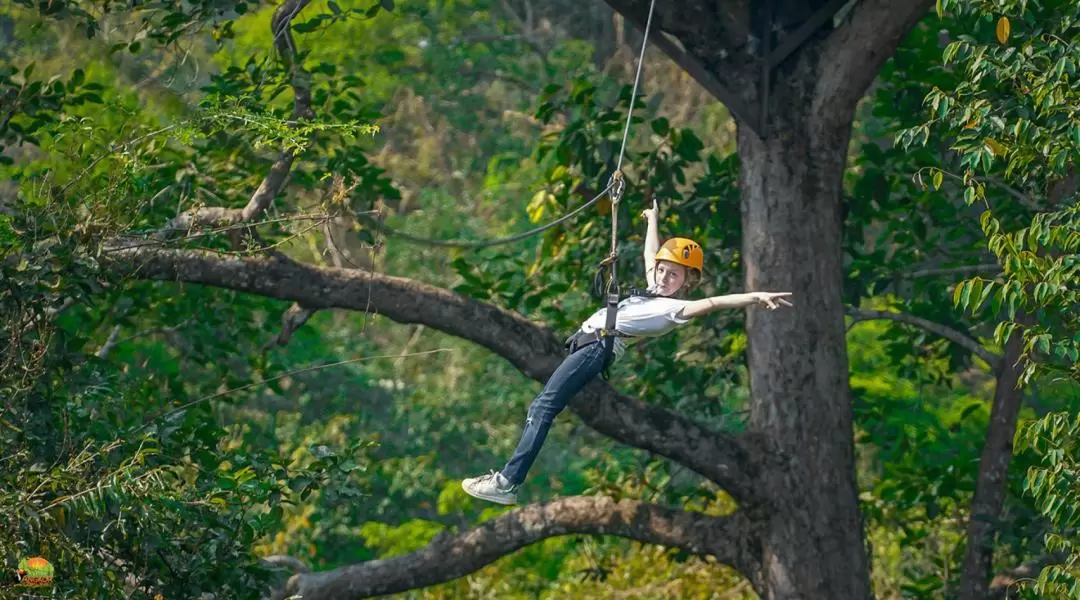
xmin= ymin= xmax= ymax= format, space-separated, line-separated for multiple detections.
xmin=640 ymin=198 xmax=658 ymax=221
xmin=752 ymin=292 xmax=793 ymax=310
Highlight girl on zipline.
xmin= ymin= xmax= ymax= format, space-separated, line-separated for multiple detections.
xmin=462 ymin=200 xmax=793 ymax=505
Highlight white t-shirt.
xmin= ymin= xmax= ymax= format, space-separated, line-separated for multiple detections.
xmin=578 ymin=293 xmax=693 ymax=358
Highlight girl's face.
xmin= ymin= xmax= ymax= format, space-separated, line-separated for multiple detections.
xmin=655 ymin=260 xmax=687 ymax=296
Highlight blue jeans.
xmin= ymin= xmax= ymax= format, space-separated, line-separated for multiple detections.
xmin=500 ymin=339 xmax=608 ymax=485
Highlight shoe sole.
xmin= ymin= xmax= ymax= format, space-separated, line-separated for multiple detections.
xmin=462 ymin=481 xmax=516 ymax=505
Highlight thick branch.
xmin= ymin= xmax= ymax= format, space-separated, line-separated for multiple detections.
xmin=816 ymin=0 xmax=933 ymax=125
xmin=847 ymin=308 xmax=1001 ymax=369
xmin=102 ymin=245 xmax=765 ymax=504
xmin=275 ymin=496 xmax=758 ymax=600
xmin=602 ymin=0 xmax=761 ymax=135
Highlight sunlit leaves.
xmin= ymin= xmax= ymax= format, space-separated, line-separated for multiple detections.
xmin=907 ymin=0 xmax=1080 ymax=594
xmin=1016 ymin=411 xmax=1080 ymax=597
xmin=899 ymin=0 xmax=1079 ymax=387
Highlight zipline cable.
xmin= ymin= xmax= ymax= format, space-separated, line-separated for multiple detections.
xmin=373 ymin=0 xmax=656 ymax=253
xmin=363 ymin=181 xmax=617 ymax=249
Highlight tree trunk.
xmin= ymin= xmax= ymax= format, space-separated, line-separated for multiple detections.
xmin=738 ymin=42 xmax=871 ymax=599
xmin=958 ymin=324 xmax=1027 ymax=600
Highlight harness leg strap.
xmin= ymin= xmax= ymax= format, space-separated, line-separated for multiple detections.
xmin=599 ymin=291 xmax=620 ymax=379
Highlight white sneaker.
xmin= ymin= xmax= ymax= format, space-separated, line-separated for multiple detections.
xmin=462 ymin=470 xmax=517 ymax=505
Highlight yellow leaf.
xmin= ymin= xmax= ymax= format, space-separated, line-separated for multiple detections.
xmin=996 ymin=16 xmax=1010 ymax=44
xmin=596 ymin=197 xmax=611 ymax=216
xmin=985 ymin=138 xmax=1007 ymax=157
xmin=526 ymin=190 xmax=551 ymax=223
xmin=932 ymin=169 xmax=944 ymax=190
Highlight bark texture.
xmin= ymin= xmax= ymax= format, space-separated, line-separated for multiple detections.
xmin=735 ymin=0 xmax=930 ymax=597
xmin=739 ymin=69 xmax=870 ymax=600
xmin=958 ymin=325 xmax=1027 ymax=600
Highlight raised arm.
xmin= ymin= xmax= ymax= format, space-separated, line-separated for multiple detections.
xmin=641 ymin=199 xmax=660 ymax=288
xmin=676 ymin=292 xmax=793 ymax=319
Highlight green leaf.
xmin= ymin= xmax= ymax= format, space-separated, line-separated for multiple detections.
xmin=932 ymin=169 xmax=944 ymax=190
xmin=1036 ymin=334 xmax=1051 ymax=356
xmin=960 ymin=278 xmax=974 ymax=311
xmin=953 ymin=280 xmax=965 ymax=308
xmin=650 ymin=117 xmax=670 ymax=136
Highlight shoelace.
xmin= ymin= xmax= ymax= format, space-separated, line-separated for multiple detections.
xmin=480 ymin=470 xmax=516 ymax=491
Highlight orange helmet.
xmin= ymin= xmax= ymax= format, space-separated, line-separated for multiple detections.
xmin=655 ymin=237 xmax=703 ymax=272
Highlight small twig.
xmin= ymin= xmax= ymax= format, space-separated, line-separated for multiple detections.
xmin=262 ymin=555 xmax=312 ymax=574
xmin=394 ymin=325 xmax=426 ymax=369
xmin=263 ymin=303 xmax=316 ymax=349
xmin=848 ymin=308 xmax=1001 ymax=370
xmin=96 ymin=326 xmax=122 ymax=359
xmin=903 ymin=263 xmax=1002 ymax=279
xmin=133 ymin=349 xmax=453 ymax=434
xmin=97 ymin=318 xmax=195 ymax=359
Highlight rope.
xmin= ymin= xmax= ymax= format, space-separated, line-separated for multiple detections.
xmin=597 ymin=0 xmax=655 ymax=379
xmin=614 ymin=0 xmax=657 ymax=174
xmin=370 ymin=181 xmax=616 ymax=249
xmin=603 ymin=0 xmax=655 ymax=291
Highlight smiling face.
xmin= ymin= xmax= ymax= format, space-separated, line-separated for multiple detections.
xmin=654 ymin=260 xmax=688 ymax=296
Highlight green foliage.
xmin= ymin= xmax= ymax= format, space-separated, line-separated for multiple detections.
xmin=900 ymin=0 xmax=1079 ymax=387
xmin=1 ymin=1 xmax=386 ymax=596
xmin=901 ymin=0 xmax=1080 ymax=594
xmin=1016 ymin=411 xmax=1080 ymax=596
xmin=5 ymin=0 xmax=1077 ymax=598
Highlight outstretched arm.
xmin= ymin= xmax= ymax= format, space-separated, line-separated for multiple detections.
xmin=642 ymin=199 xmax=660 ymax=288
xmin=677 ymin=292 xmax=793 ymax=319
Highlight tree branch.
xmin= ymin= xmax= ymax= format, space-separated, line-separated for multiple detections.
xmin=262 ymin=555 xmax=311 ymax=574
xmin=166 ymin=0 xmax=313 ymax=233
xmin=958 ymin=321 xmax=1028 ymax=600
xmin=263 ymin=302 xmax=315 ymax=349
xmin=273 ymin=496 xmax=758 ymax=600
xmin=816 ymin=0 xmax=933 ymax=125
xmin=847 ymin=308 xmax=1001 ymax=369
xmin=987 ymin=552 xmax=1069 ymax=599
xmin=902 ymin=263 xmax=1002 ymax=280
xmin=101 ymin=245 xmax=765 ymax=505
